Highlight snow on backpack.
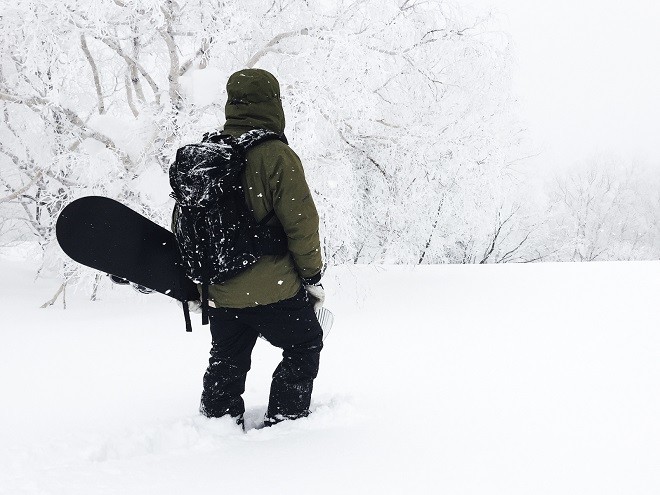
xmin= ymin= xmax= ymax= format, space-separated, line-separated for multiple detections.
xmin=169 ymin=129 xmax=289 ymax=327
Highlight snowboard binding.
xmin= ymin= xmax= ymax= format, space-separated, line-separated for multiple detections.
xmin=108 ymin=274 xmax=154 ymax=294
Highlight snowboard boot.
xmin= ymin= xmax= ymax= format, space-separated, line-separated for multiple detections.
xmin=262 ymin=410 xmax=310 ymax=428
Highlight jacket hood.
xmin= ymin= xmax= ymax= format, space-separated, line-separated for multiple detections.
xmin=223 ymin=69 xmax=285 ymax=136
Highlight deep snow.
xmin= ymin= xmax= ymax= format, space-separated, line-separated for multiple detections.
xmin=1 ymin=259 xmax=659 ymax=494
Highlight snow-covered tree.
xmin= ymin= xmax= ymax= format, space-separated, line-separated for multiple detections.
xmin=543 ymin=156 xmax=660 ymax=261
xmin=0 ymin=0 xmax=535 ymax=303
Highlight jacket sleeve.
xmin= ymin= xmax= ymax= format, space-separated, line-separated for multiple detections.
xmin=268 ymin=145 xmax=323 ymax=280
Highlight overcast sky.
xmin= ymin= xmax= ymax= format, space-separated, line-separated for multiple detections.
xmin=465 ymin=0 xmax=660 ymax=171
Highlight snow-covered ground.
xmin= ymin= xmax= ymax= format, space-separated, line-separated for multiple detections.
xmin=1 ymin=259 xmax=659 ymax=494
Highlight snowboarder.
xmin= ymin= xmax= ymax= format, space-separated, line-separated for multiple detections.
xmin=180 ymin=69 xmax=325 ymax=428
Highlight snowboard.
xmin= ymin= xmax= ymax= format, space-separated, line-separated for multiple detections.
xmin=56 ymin=196 xmax=199 ymax=304
xmin=56 ymin=196 xmax=334 ymax=337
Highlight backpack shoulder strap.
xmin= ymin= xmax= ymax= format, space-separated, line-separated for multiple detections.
xmin=233 ymin=129 xmax=288 ymax=227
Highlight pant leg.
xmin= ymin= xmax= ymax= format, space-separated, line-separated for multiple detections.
xmin=256 ymin=289 xmax=324 ymax=424
xmin=200 ymin=311 xmax=259 ymax=419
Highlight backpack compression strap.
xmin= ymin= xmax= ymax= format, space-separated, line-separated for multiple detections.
xmin=259 ymin=209 xmax=277 ymax=226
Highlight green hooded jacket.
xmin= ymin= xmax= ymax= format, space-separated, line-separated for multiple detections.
xmin=177 ymin=69 xmax=323 ymax=308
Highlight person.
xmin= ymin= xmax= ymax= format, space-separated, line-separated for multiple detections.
xmin=195 ymin=68 xmax=325 ymax=428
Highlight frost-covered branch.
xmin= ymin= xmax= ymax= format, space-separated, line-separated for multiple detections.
xmin=80 ymin=35 xmax=105 ymax=114
xmin=40 ymin=282 xmax=67 ymax=309
xmin=245 ymin=29 xmax=309 ymax=68
xmin=63 ymin=8 xmax=161 ymax=105
xmin=124 ymin=74 xmax=140 ymax=117
xmin=0 ymin=91 xmax=133 ymax=170
xmin=497 ymin=230 xmax=533 ymax=263
xmin=318 ymin=110 xmax=389 ymax=180
xmin=0 ymin=171 xmax=43 ymax=204
xmin=418 ymin=195 xmax=446 ymax=264
xmin=99 ymin=37 xmax=161 ymax=105
xmin=480 ymin=208 xmax=517 ymax=264
xmin=129 ymin=36 xmax=147 ymax=105
xmin=180 ymin=38 xmax=213 ymax=76
xmin=160 ymin=1 xmax=183 ymax=111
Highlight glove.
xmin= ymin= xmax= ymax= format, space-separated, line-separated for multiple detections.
xmin=304 ymin=282 xmax=325 ymax=311
xmin=179 ymin=299 xmax=202 ymax=314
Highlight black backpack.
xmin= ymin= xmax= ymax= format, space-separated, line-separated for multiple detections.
xmin=169 ymin=129 xmax=289 ymax=327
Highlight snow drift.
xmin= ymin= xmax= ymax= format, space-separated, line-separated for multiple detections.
xmin=1 ymin=260 xmax=659 ymax=494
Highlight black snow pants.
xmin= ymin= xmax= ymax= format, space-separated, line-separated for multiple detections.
xmin=200 ymin=287 xmax=323 ymax=424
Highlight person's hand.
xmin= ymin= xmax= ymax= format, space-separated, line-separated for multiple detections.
xmin=304 ymin=282 xmax=325 ymax=311
xmin=179 ymin=299 xmax=202 ymax=314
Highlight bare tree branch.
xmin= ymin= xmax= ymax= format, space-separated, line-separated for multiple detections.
xmin=245 ymin=29 xmax=309 ymax=68
xmin=317 ymin=110 xmax=390 ymax=181
xmin=198 ymin=37 xmax=211 ymax=70
xmin=418 ymin=194 xmax=446 ymax=264
xmin=0 ymin=171 xmax=42 ymax=204
xmin=497 ymin=230 xmax=532 ymax=263
xmin=41 ymin=168 xmax=78 ymax=188
xmin=0 ymin=92 xmax=47 ymax=106
xmin=80 ymin=35 xmax=106 ymax=114
xmin=0 ymin=141 xmax=23 ymax=167
xmin=130 ymin=35 xmax=147 ymax=104
xmin=63 ymin=9 xmax=160 ymax=104
xmin=180 ymin=37 xmax=213 ymax=76
xmin=41 ymin=282 xmax=67 ymax=308
xmin=480 ymin=208 xmax=518 ymax=264
xmin=124 ymin=74 xmax=140 ymax=117
xmin=100 ymin=37 xmax=161 ymax=104
xmin=3 ymin=105 xmax=38 ymax=165
xmin=338 ymin=131 xmax=389 ymax=180
xmin=0 ymin=91 xmax=134 ymax=170
xmin=159 ymin=1 xmax=183 ymax=111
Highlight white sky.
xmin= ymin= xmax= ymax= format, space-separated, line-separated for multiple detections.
xmin=464 ymin=0 xmax=660 ymax=170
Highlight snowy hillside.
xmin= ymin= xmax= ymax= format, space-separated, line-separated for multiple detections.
xmin=1 ymin=260 xmax=659 ymax=494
